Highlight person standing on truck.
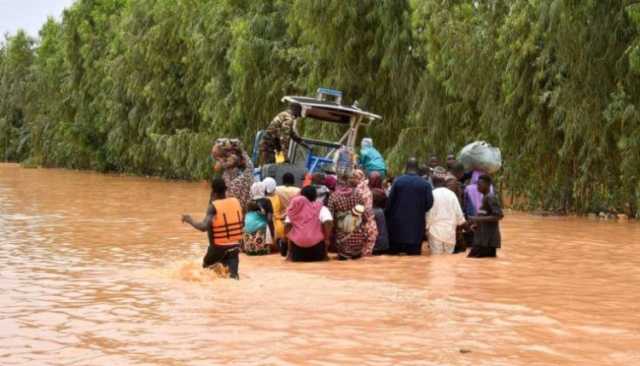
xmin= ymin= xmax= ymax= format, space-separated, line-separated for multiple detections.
xmin=182 ymin=178 xmax=243 ymax=279
xmin=260 ymin=105 xmax=310 ymax=164
xmin=359 ymin=138 xmax=387 ymax=177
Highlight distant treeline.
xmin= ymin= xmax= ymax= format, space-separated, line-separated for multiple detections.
xmin=1 ymin=0 xmax=640 ymax=214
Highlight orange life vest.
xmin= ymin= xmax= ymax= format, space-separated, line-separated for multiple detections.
xmin=211 ymin=198 xmax=244 ymax=245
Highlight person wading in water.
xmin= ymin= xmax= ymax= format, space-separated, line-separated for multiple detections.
xmin=468 ymin=175 xmax=503 ymax=258
xmin=182 ymin=178 xmax=243 ymax=279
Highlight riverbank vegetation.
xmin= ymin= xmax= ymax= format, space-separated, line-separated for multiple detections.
xmin=1 ymin=0 xmax=640 ymax=215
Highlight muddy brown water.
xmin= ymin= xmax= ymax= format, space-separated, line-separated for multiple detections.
xmin=1 ymin=163 xmax=639 ymax=365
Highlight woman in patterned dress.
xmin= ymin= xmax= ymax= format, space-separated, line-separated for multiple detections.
xmin=327 ymin=173 xmax=368 ymax=260
xmin=211 ymin=138 xmax=254 ymax=211
xmin=242 ymin=182 xmax=274 ymax=255
xmin=353 ymin=169 xmax=378 ymax=256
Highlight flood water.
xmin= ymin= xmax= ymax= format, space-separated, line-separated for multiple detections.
xmin=1 ymin=163 xmax=639 ymax=365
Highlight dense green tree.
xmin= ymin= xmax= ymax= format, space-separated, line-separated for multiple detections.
xmin=2 ymin=0 xmax=640 ymax=214
xmin=289 ymin=0 xmax=418 ymax=148
xmin=0 ymin=31 xmax=34 ymax=161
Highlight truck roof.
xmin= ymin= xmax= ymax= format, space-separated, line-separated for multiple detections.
xmin=282 ymin=96 xmax=382 ymax=124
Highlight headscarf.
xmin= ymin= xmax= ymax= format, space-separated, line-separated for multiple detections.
xmin=251 ymin=181 xmax=266 ymax=200
xmin=324 ymin=175 xmax=337 ymax=191
xmin=432 ymin=166 xmax=449 ymax=180
xmin=361 ymin=137 xmax=373 ymax=150
xmin=368 ymin=171 xmax=386 ymax=208
xmin=335 ymin=174 xmax=355 ymax=195
xmin=368 ymin=171 xmax=383 ymax=190
xmin=263 ymin=177 xmax=277 ymax=195
xmin=286 ymin=195 xmax=325 ymax=247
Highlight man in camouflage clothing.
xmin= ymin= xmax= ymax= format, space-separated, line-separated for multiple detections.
xmin=260 ymin=105 xmax=308 ymax=164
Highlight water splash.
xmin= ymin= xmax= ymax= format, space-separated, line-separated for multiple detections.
xmin=153 ymin=259 xmax=230 ymax=282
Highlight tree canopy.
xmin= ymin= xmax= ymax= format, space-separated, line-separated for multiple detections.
xmin=1 ymin=0 xmax=640 ymax=215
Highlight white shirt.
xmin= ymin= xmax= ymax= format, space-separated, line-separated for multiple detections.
xmin=285 ymin=206 xmax=333 ymax=224
xmin=426 ymin=187 xmax=466 ymax=245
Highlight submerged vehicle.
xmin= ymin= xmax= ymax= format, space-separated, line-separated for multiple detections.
xmin=252 ymin=88 xmax=382 ymax=184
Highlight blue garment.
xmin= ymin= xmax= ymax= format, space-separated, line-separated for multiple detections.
xmin=385 ymin=173 xmax=434 ymax=252
xmin=244 ymin=211 xmax=267 ymax=234
xmin=359 ymin=147 xmax=387 ymax=175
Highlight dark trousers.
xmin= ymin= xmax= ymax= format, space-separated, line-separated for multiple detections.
xmin=468 ymin=247 xmax=497 ymax=258
xmin=203 ymin=244 xmax=240 ymax=279
xmin=388 ymin=242 xmax=422 ymax=255
xmin=290 ymin=241 xmax=327 ymax=262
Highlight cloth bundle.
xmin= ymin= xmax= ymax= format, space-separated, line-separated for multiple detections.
xmin=458 ymin=141 xmax=502 ymax=174
xmin=211 ymin=138 xmax=247 ymax=170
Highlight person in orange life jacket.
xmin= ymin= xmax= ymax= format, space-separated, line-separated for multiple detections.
xmin=182 ymin=178 xmax=243 ymax=279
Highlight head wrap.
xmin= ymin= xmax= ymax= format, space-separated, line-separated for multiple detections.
xmin=324 ymin=175 xmax=337 ymax=191
xmin=361 ymin=138 xmax=373 ymax=149
xmin=335 ymin=173 xmax=355 ymax=195
xmin=263 ymin=177 xmax=277 ymax=195
xmin=250 ymin=181 xmax=266 ymax=200
xmin=368 ymin=171 xmax=383 ymax=190
xmin=432 ymin=166 xmax=448 ymax=180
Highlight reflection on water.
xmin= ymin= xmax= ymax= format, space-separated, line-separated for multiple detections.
xmin=1 ymin=163 xmax=639 ymax=365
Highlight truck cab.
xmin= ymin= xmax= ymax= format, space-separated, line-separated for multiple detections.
xmin=252 ymin=88 xmax=382 ymax=185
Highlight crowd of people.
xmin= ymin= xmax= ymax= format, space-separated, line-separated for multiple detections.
xmin=182 ymin=137 xmax=503 ymax=279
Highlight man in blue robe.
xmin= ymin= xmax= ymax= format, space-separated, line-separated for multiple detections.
xmin=386 ymin=158 xmax=434 ymax=255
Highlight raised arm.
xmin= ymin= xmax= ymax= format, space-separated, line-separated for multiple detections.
xmin=182 ymin=204 xmax=215 ymax=232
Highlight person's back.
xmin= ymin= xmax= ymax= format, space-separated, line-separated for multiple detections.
xmin=276 ymin=173 xmax=301 ymax=208
xmin=429 ymin=187 xmax=464 ymax=227
xmin=372 ymin=207 xmax=389 ymax=254
xmin=427 ymin=184 xmax=465 ymax=254
xmin=386 ymin=158 xmax=434 ymax=255
xmin=360 ymin=138 xmax=387 ymax=175
xmin=211 ymin=197 xmax=244 ymax=244
xmin=182 ymin=178 xmax=243 ymax=279
xmin=242 ymin=182 xmax=274 ymax=255
xmin=244 ymin=200 xmax=268 ymax=234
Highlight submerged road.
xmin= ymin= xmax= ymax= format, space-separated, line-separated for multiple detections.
xmin=1 ymin=163 xmax=639 ymax=365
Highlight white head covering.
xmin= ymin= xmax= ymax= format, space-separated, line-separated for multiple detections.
xmin=263 ymin=177 xmax=277 ymax=195
xmin=250 ymin=181 xmax=266 ymax=200
xmin=361 ymin=137 xmax=373 ymax=149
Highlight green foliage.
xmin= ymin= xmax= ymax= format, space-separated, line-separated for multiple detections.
xmin=1 ymin=0 xmax=640 ymax=213
xmin=0 ymin=30 xmax=34 ymax=162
